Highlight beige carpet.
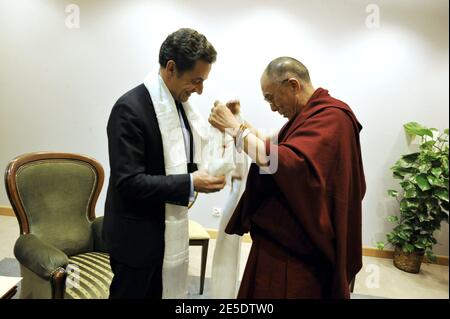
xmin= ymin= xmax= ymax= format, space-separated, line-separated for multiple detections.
xmin=1 ymin=216 xmax=448 ymax=299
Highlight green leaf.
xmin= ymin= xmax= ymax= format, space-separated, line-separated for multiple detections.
xmin=400 ymin=200 xmax=408 ymax=212
xmin=404 ymin=188 xmax=417 ymax=198
xmin=376 ymin=242 xmax=385 ymax=250
xmin=416 ymin=188 xmax=428 ymax=199
xmin=400 ymin=224 xmax=413 ymax=231
xmin=403 ymin=243 xmax=415 ymax=253
xmin=425 ymin=250 xmax=436 ymax=261
xmin=391 ymin=165 xmax=417 ymax=174
xmin=396 ymin=159 xmax=416 ymax=169
xmin=406 ymin=199 xmax=419 ymax=208
xmin=386 ymin=233 xmax=395 ymax=241
xmin=434 ymin=188 xmax=449 ymax=202
xmin=402 ymin=152 xmax=420 ymax=163
xmin=405 ymin=198 xmax=419 ymax=214
xmin=418 ymin=213 xmax=428 ymax=222
xmin=404 ymin=122 xmax=433 ymax=137
xmin=427 ymin=175 xmax=444 ymax=187
xmin=427 ymin=253 xmax=437 ymax=263
xmin=442 ymin=160 xmax=449 ymax=175
xmin=445 ymin=128 xmax=449 ymax=135
xmin=432 ymin=167 xmax=442 ymax=177
xmin=388 ymin=189 xmax=398 ymax=197
xmin=397 ymin=231 xmax=409 ymax=240
xmin=416 ymin=174 xmax=431 ymax=191
xmin=387 ymin=215 xmax=398 ymax=223
xmin=426 ymin=201 xmax=438 ymax=212
xmin=400 ymin=181 xmax=414 ymax=190
xmin=420 ymin=140 xmax=436 ymax=150
xmin=393 ymin=172 xmax=404 ymax=180
xmin=418 ymin=163 xmax=432 ymax=173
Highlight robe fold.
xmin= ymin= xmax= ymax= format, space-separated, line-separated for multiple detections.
xmin=226 ymin=88 xmax=366 ymax=298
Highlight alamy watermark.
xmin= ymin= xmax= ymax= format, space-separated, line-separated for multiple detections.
xmin=365 ymin=263 xmax=380 ymax=289
xmin=65 ymin=4 xmax=80 ymax=29
xmin=365 ymin=4 xmax=381 ymax=29
xmin=66 ymin=264 xmax=81 ymax=289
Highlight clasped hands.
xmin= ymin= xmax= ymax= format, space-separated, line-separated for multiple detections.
xmin=208 ymin=99 xmax=241 ymax=136
xmin=192 ymin=100 xmax=242 ymax=194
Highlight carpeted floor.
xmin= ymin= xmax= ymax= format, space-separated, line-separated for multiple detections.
xmin=0 ymin=257 xmax=21 ymax=299
xmin=0 ymin=257 xmax=214 ymax=299
xmin=0 ymin=258 xmax=19 ymax=277
xmin=1 ymin=257 xmax=383 ymax=299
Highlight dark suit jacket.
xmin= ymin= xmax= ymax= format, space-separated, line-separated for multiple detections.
xmin=103 ymin=84 xmax=191 ymax=268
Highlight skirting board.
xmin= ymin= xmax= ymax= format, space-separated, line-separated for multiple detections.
xmin=1 ymin=206 xmax=447 ymax=266
xmin=362 ymin=247 xmax=449 ymax=266
xmin=0 ymin=205 xmax=15 ymax=217
xmin=206 ymin=229 xmax=449 ymax=266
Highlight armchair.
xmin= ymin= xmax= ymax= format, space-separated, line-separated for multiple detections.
xmin=4 ymin=152 xmax=112 ymax=299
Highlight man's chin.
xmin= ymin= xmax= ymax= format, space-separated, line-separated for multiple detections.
xmin=181 ymin=94 xmax=191 ymax=102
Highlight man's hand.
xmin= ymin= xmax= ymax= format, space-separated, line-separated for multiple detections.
xmin=209 ymin=101 xmax=240 ymax=135
xmin=192 ymin=169 xmax=226 ymax=193
xmin=226 ymin=99 xmax=240 ymax=115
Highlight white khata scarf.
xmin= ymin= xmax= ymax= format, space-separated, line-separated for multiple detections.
xmin=144 ymin=71 xmax=208 ymax=298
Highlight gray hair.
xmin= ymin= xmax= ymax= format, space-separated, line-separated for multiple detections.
xmin=264 ymin=56 xmax=311 ymax=83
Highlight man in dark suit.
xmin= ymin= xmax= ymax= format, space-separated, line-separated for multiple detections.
xmin=103 ymin=28 xmax=226 ymax=299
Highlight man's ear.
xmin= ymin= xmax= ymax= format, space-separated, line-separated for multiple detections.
xmin=166 ymin=60 xmax=176 ymax=77
xmin=288 ymin=78 xmax=301 ymax=92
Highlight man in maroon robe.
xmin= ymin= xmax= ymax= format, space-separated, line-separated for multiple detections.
xmin=209 ymin=56 xmax=366 ymax=298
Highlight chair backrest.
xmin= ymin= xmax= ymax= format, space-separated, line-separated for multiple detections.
xmin=4 ymin=152 xmax=104 ymax=256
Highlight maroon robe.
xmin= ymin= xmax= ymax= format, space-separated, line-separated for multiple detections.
xmin=226 ymin=88 xmax=366 ymax=298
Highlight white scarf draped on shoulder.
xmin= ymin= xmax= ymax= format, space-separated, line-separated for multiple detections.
xmin=144 ymin=71 xmax=208 ymax=299
xmin=144 ymin=70 xmax=241 ymax=298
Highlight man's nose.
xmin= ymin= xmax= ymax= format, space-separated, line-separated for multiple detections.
xmin=270 ymin=103 xmax=278 ymax=112
xmin=195 ymin=83 xmax=203 ymax=95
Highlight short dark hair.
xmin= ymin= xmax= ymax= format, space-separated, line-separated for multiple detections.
xmin=264 ymin=56 xmax=311 ymax=83
xmin=159 ymin=28 xmax=217 ymax=73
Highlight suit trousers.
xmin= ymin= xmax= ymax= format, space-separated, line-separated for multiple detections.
xmin=109 ymin=256 xmax=163 ymax=299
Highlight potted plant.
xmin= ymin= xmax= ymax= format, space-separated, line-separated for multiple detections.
xmin=377 ymin=122 xmax=449 ymax=273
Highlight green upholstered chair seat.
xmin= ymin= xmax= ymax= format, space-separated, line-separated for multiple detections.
xmin=65 ymin=252 xmax=112 ymax=299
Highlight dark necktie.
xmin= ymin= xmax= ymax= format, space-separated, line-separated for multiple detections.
xmin=175 ymin=101 xmax=198 ymax=173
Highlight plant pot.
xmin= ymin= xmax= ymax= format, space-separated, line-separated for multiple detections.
xmin=393 ymin=246 xmax=424 ymax=273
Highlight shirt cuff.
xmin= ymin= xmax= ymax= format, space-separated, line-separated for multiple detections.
xmin=189 ymin=173 xmax=195 ymax=202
